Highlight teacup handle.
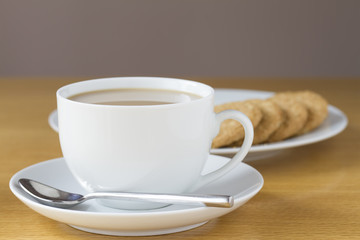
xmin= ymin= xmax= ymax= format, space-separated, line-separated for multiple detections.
xmin=191 ymin=109 xmax=254 ymax=191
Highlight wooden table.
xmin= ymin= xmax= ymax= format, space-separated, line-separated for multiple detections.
xmin=1 ymin=77 xmax=359 ymax=239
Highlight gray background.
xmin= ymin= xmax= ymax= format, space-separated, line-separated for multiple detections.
xmin=1 ymin=0 xmax=359 ymax=77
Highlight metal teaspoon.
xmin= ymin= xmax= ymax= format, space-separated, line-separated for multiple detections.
xmin=18 ymin=178 xmax=234 ymax=208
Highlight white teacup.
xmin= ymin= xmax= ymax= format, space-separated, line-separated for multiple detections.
xmin=57 ymin=77 xmax=253 ymax=209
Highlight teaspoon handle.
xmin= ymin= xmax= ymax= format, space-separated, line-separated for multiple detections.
xmin=86 ymin=192 xmax=234 ymax=208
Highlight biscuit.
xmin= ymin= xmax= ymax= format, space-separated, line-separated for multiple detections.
xmin=230 ymin=99 xmax=285 ymax=146
xmin=249 ymin=99 xmax=285 ymax=144
xmin=267 ymin=95 xmax=308 ymax=142
xmin=274 ymin=91 xmax=328 ymax=134
xmin=211 ymin=100 xmax=262 ymax=148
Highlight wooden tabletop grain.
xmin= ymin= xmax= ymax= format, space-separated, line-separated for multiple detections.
xmin=1 ymin=77 xmax=359 ymax=239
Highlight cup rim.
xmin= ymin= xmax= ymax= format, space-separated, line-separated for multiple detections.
xmin=56 ymin=77 xmax=214 ymax=108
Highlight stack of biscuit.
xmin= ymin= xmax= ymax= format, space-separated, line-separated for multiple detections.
xmin=212 ymin=90 xmax=328 ymax=148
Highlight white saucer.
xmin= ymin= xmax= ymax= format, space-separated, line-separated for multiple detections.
xmin=9 ymin=155 xmax=263 ymax=236
xmin=48 ymin=88 xmax=348 ymax=160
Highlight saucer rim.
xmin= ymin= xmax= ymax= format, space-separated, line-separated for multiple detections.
xmin=9 ymin=155 xmax=263 ymax=236
xmin=10 ymin=155 xmax=264 ymax=216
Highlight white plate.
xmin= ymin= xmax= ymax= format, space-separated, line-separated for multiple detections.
xmin=9 ymin=155 xmax=263 ymax=236
xmin=48 ymin=89 xmax=348 ymax=160
xmin=210 ymin=89 xmax=348 ymax=157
